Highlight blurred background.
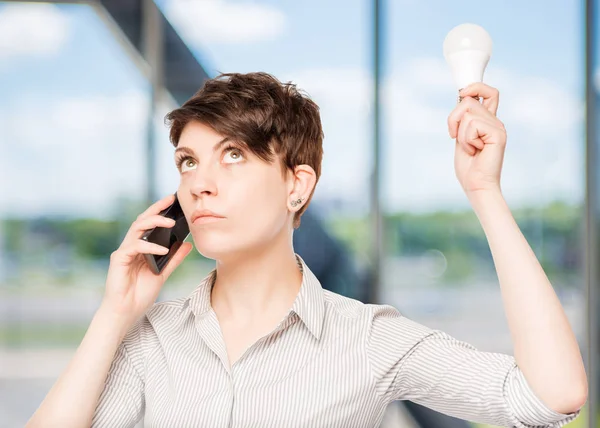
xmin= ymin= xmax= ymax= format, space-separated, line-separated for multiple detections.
xmin=0 ymin=0 xmax=597 ymax=427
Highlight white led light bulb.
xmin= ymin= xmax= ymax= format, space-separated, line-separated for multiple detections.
xmin=443 ymin=23 xmax=493 ymax=92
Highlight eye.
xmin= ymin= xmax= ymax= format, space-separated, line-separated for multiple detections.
xmin=223 ymin=146 xmax=245 ymax=164
xmin=176 ymin=156 xmax=196 ymax=173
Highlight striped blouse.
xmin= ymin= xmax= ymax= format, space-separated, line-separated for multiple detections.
xmin=92 ymin=254 xmax=582 ymax=427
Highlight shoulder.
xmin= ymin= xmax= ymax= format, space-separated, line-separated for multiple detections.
xmin=322 ymin=289 xmax=366 ymax=319
xmin=322 ymin=290 xmax=427 ymax=330
xmin=322 ymin=290 xmax=431 ymax=338
xmin=364 ymin=303 xmax=434 ymax=344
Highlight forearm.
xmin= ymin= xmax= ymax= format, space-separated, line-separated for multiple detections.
xmin=468 ymin=189 xmax=587 ymax=414
xmin=26 ymin=305 xmax=132 ymax=428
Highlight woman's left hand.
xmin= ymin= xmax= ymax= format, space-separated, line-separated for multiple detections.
xmin=447 ymin=83 xmax=507 ymax=198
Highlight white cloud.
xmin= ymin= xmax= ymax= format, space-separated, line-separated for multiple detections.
xmin=0 ymin=3 xmax=70 ymax=59
xmin=163 ymin=0 xmax=286 ymax=45
xmin=53 ymin=92 xmax=149 ymax=138
xmin=11 ymin=92 xmax=149 ymax=146
xmin=1 ymin=92 xmax=152 ymax=218
xmin=402 ymin=56 xmax=455 ymax=89
xmin=284 ymin=68 xmax=373 ymax=115
xmin=485 ymin=68 xmax=584 ymax=136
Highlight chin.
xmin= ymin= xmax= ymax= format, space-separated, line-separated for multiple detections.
xmin=191 ymin=229 xmax=271 ymax=262
xmin=192 ymin=237 xmax=230 ymax=261
xmin=192 ymin=234 xmax=248 ymax=261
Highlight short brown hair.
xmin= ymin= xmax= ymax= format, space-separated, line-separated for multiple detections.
xmin=165 ymin=72 xmax=324 ymax=229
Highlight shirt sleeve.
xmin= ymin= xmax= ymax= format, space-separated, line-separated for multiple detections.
xmin=91 ymin=317 xmax=146 ymax=428
xmin=365 ymin=304 xmax=583 ymax=427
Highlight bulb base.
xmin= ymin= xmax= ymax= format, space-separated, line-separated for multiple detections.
xmin=457 ymin=90 xmax=482 ymax=104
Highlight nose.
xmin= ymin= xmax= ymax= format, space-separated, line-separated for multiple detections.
xmin=189 ymin=163 xmax=218 ymax=198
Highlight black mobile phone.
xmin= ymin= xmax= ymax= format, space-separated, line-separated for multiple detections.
xmin=141 ymin=192 xmax=191 ymax=275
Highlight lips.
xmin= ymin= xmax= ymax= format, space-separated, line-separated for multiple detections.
xmin=193 ymin=216 xmax=224 ymax=225
xmin=191 ymin=209 xmax=225 ymax=224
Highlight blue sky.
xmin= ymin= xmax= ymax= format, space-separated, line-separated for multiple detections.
xmin=0 ymin=0 xmax=586 ymax=219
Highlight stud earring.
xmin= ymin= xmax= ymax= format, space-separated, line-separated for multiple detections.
xmin=291 ymin=197 xmax=304 ymax=208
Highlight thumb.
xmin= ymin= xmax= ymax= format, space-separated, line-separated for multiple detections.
xmin=160 ymin=242 xmax=193 ymax=280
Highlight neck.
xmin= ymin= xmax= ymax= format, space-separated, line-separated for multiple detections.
xmin=210 ymin=230 xmax=303 ymax=323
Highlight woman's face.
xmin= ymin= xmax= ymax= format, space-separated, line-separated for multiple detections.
xmin=175 ymin=121 xmax=293 ymax=261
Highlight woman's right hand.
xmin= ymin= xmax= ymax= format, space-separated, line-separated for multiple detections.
xmin=100 ymin=193 xmax=193 ymax=326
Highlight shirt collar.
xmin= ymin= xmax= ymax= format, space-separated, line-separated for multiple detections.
xmin=184 ymin=253 xmax=325 ymax=340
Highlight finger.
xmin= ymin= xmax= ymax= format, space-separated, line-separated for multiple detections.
xmin=458 ymin=115 xmax=498 ymax=153
xmin=122 ymin=193 xmax=175 ymax=242
xmin=449 ymin=96 xmax=496 ymax=139
xmin=459 ymin=83 xmax=500 ymax=116
xmin=458 ymin=114 xmax=492 ymax=151
xmin=455 ymin=137 xmax=476 ymax=155
xmin=113 ymin=240 xmax=169 ymax=265
xmin=138 ymin=193 xmax=176 ymax=222
xmin=456 ymin=114 xmax=477 ymax=155
xmin=135 ymin=215 xmax=176 ymax=236
xmin=123 ymin=214 xmax=176 ymax=244
xmin=134 ymin=240 xmax=170 ymax=256
xmin=448 ymin=96 xmax=478 ymax=138
xmin=160 ymin=242 xmax=194 ymax=279
xmin=464 ymin=122 xmax=485 ymax=151
xmin=458 ymin=113 xmax=483 ymax=154
xmin=464 ymin=95 xmax=497 ymax=120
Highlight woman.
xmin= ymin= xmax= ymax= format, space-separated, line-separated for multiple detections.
xmin=26 ymin=72 xmax=587 ymax=427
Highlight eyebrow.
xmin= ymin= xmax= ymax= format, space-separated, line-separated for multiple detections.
xmin=174 ymin=137 xmax=231 ymax=158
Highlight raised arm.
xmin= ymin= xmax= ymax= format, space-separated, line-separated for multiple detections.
xmin=447 ymin=83 xmax=587 ymax=412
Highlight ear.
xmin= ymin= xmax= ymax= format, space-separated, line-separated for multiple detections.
xmin=287 ymin=164 xmax=317 ymax=211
